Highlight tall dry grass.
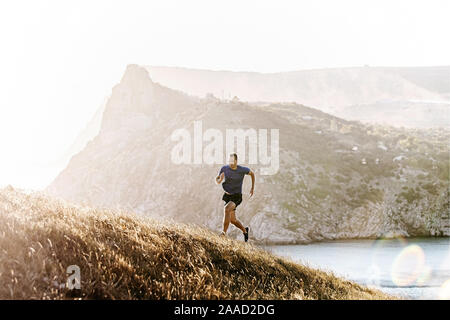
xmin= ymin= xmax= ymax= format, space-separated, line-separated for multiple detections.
xmin=0 ymin=186 xmax=395 ymax=299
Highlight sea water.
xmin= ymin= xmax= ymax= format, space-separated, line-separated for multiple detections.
xmin=263 ymin=237 xmax=450 ymax=299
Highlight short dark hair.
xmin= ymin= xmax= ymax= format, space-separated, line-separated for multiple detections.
xmin=230 ymin=153 xmax=238 ymax=161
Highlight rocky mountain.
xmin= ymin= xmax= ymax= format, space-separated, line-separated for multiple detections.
xmin=46 ymin=64 xmax=450 ymax=244
xmin=145 ymin=65 xmax=450 ymax=128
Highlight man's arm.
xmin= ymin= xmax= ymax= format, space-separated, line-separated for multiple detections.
xmin=248 ymin=170 xmax=255 ymax=197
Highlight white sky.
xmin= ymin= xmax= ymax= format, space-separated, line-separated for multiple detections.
xmin=0 ymin=0 xmax=449 ymax=190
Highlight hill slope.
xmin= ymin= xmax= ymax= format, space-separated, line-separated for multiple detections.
xmin=0 ymin=186 xmax=392 ymax=299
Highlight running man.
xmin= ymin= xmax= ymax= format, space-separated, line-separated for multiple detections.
xmin=215 ymin=153 xmax=255 ymax=242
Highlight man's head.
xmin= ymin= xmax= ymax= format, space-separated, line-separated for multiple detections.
xmin=229 ymin=153 xmax=238 ymax=167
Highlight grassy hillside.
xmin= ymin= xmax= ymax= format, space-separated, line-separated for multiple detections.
xmin=0 ymin=186 xmax=393 ymax=300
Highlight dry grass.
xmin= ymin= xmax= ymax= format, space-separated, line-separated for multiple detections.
xmin=0 ymin=186 xmax=395 ymax=300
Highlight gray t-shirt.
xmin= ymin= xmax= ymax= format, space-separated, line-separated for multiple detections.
xmin=219 ymin=165 xmax=250 ymax=194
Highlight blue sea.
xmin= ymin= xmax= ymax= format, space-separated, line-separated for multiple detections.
xmin=263 ymin=237 xmax=450 ymax=299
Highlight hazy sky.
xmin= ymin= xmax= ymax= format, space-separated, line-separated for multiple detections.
xmin=0 ymin=0 xmax=449 ymax=190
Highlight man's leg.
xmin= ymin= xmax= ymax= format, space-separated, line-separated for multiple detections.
xmin=230 ymin=207 xmax=246 ymax=234
xmin=223 ymin=201 xmax=235 ymax=234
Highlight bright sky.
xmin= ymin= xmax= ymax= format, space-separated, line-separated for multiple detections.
xmin=0 ymin=0 xmax=449 ymax=190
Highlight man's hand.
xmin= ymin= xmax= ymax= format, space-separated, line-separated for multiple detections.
xmin=249 ymin=188 xmax=254 ymax=197
xmin=215 ymin=172 xmax=225 ymax=184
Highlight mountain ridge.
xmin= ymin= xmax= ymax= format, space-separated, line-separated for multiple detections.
xmin=144 ymin=65 xmax=450 ymax=128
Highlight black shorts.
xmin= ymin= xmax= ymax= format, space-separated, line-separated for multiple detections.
xmin=222 ymin=192 xmax=243 ymax=208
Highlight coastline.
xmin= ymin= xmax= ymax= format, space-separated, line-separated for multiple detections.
xmin=252 ymin=235 xmax=450 ymax=247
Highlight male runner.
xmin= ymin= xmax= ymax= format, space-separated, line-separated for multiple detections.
xmin=215 ymin=153 xmax=255 ymax=242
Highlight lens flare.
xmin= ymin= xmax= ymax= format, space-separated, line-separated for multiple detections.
xmin=440 ymin=247 xmax=450 ymax=270
xmin=416 ymin=264 xmax=432 ymax=286
xmin=391 ymin=244 xmax=426 ymax=286
xmin=439 ymin=279 xmax=450 ymax=300
xmin=369 ymin=237 xmax=408 ymax=265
